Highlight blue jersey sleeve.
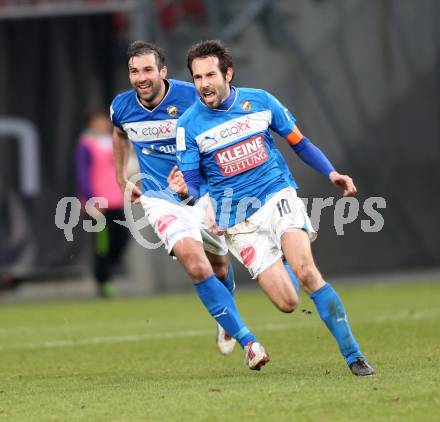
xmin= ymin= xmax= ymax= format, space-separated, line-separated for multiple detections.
xmin=266 ymin=92 xmax=296 ymax=137
xmin=291 ymin=137 xmax=335 ymax=178
xmin=110 ymin=102 xmax=123 ymax=130
xmin=182 ymin=169 xmax=202 ymax=202
xmin=175 ymin=124 xmax=200 ymax=171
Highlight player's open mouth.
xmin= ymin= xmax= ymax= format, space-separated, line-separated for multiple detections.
xmin=202 ymin=91 xmax=215 ymax=101
xmin=138 ymin=83 xmax=152 ymax=92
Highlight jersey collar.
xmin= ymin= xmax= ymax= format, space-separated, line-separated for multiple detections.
xmin=216 ymin=86 xmax=237 ymax=110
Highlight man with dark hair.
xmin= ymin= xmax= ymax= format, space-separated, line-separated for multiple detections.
xmin=174 ymin=39 xmax=376 ymax=376
xmin=110 ymin=40 xmax=270 ymax=369
xmin=127 ymin=40 xmax=166 ymax=70
xmin=186 ymin=39 xmax=233 ymax=79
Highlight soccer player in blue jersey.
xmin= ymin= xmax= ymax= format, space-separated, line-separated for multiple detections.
xmin=174 ymin=40 xmax=375 ymax=376
xmin=111 ymin=41 xmax=270 ymax=369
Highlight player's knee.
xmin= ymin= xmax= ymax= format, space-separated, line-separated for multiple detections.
xmin=276 ymin=295 xmax=299 ymax=313
xmin=296 ymin=263 xmax=321 ymax=292
xmin=186 ymin=258 xmax=212 ymax=281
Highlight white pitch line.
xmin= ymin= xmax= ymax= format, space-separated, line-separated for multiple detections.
xmin=0 ymin=322 xmax=293 ymax=352
xmin=0 ymin=310 xmax=438 ymax=352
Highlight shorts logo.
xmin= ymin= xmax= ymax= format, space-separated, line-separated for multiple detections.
xmin=240 ymin=246 xmax=256 ymax=266
xmin=167 ymin=105 xmax=179 ymax=117
xmin=214 ymin=135 xmax=268 ymax=176
xmin=157 ymin=214 xmax=177 ymax=233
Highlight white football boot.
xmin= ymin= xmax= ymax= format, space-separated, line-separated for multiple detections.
xmin=244 ymin=341 xmax=270 ymax=370
xmin=216 ymin=323 xmax=237 ymax=355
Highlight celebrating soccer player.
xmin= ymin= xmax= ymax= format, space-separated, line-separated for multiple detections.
xmin=111 ymin=41 xmax=272 ymax=369
xmin=174 ymin=39 xmax=375 ymax=376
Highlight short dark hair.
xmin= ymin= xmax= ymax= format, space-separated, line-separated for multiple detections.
xmin=187 ymin=40 xmax=233 ymax=79
xmin=127 ymin=40 xmax=166 ymax=69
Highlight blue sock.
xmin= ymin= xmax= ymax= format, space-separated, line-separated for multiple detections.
xmin=283 ymin=259 xmax=300 ymax=292
xmin=220 ymin=263 xmax=236 ymax=297
xmin=194 ymin=274 xmax=256 ymax=348
xmin=310 ymin=283 xmax=364 ymax=366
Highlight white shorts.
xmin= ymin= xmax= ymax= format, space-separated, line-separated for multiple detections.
xmin=140 ymin=194 xmax=228 ymax=256
xmin=225 ymin=187 xmax=317 ymax=279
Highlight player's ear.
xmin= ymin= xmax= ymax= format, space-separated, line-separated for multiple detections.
xmin=160 ymin=65 xmax=168 ymax=79
xmin=225 ymin=67 xmax=234 ymax=83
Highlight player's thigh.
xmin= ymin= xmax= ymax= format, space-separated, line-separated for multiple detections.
xmin=172 ymin=237 xmax=213 ymax=281
xmin=257 ymin=258 xmax=299 ymax=313
xmin=281 ymin=229 xmax=323 ymax=292
xmin=281 ymin=228 xmax=314 ymax=268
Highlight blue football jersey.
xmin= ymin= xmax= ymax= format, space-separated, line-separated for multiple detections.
xmin=110 ymin=79 xmax=198 ymax=199
xmin=176 ymin=87 xmax=299 ymax=227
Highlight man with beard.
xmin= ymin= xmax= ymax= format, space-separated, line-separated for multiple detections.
xmin=173 ymin=39 xmax=376 ymax=376
xmin=111 ymin=41 xmax=269 ymax=369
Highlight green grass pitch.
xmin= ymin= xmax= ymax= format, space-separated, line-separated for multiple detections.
xmin=1 ymin=281 xmax=439 ymax=421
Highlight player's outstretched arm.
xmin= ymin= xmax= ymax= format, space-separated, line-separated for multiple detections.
xmin=113 ymin=126 xmax=142 ymax=203
xmin=284 ymin=124 xmax=356 ymax=196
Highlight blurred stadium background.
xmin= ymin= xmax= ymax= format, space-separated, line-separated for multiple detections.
xmin=0 ymin=0 xmax=439 ymax=298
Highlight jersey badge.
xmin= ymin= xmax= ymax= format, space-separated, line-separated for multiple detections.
xmin=167 ymin=105 xmax=179 ymax=117
xmin=241 ymin=100 xmax=252 ymax=112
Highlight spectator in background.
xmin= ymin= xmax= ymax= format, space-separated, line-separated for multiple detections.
xmin=75 ymin=111 xmax=130 ymax=298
